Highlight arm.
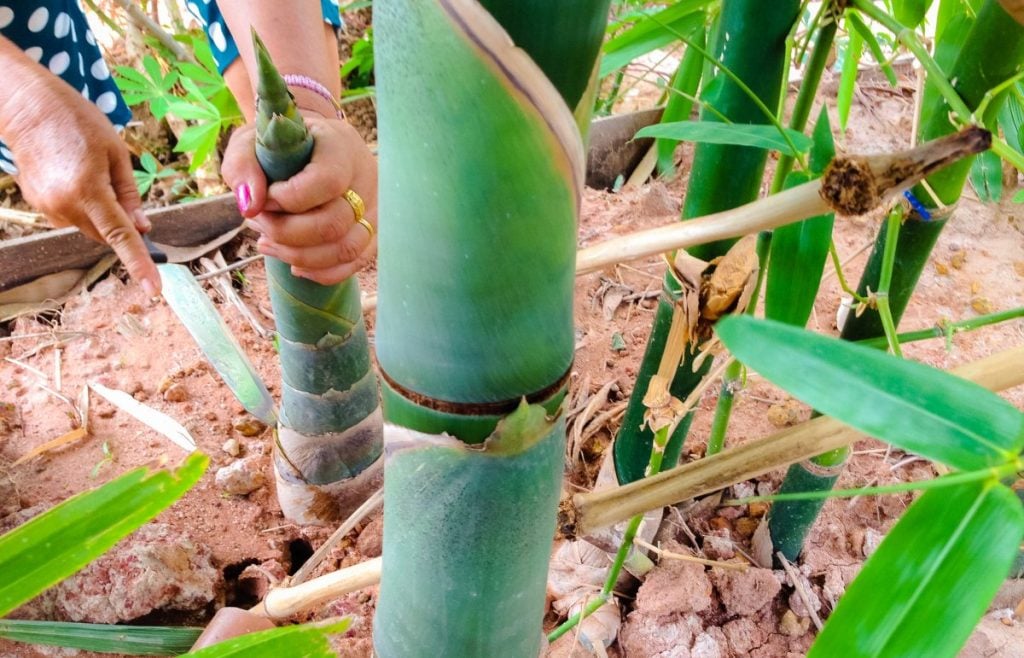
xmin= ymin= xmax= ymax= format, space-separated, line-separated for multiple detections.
xmin=217 ymin=3 xmax=378 ymax=285
xmin=0 ymin=35 xmax=159 ymax=295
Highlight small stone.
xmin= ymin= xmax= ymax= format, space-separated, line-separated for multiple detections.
xmin=970 ymin=280 xmax=982 ymax=294
xmin=356 ymin=515 xmax=384 ymax=558
xmin=234 ymin=417 xmax=267 ymax=437
xmin=162 ymin=383 xmax=188 ymax=402
xmin=934 ymin=260 xmax=950 ymax=275
xmin=950 ymin=250 xmax=967 ymax=269
xmin=709 ymin=516 xmax=732 ymax=532
xmin=748 ymin=502 xmax=770 ymax=518
xmin=216 ymin=457 xmax=266 ymax=495
xmin=734 ymin=517 xmax=759 ymax=538
xmin=971 ymin=297 xmax=995 ymax=314
xmin=221 ymin=438 xmax=241 ymax=457
xmin=779 ymin=609 xmax=810 ymax=637
xmin=767 ymin=398 xmax=802 ymax=427
xmin=703 ymin=534 xmax=735 ymax=561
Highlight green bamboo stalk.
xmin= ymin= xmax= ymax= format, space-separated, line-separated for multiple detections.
xmin=614 ymin=0 xmax=801 ymax=485
xmin=656 ymin=29 xmax=707 ymax=176
xmin=768 ymin=0 xmax=1024 ymax=561
xmin=252 ymin=33 xmax=382 ymax=525
xmin=372 ymin=1 xmax=609 ymax=654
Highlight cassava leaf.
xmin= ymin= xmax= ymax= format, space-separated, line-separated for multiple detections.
xmin=0 ymin=453 xmax=207 ymax=617
xmin=810 ymin=481 xmax=1024 ymax=658
xmin=184 ymin=620 xmax=349 ymax=657
xmin=636 ymin=121 xmax=812 ymax=157
xmin=716 ymin=316 xmax=1024 ymax=470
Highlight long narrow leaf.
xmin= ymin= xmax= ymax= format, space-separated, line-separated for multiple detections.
xmin=0 ymin=453 xmax=207 ymax=616
xmin=969 ymin=149 xmax=1003 ymax=201
xmin=846 ymin=12 xmax=898 ymax=87
xmin=636 ymin=121 xmax=812 ymax=157
xmin=810 ymin=482 xmax=1024 ymax=657
xmin=716 ymin=316 xmax=1024 ymax=470
xmin=837 ymin=25 xmax=864 ymax=132
xmin=184 ymin=620 xmax=349 ymax=657
xmin=0 ymin=620 xmax=201 ymax=656
xmin=599 ymin=0 xmax=710 ymax=78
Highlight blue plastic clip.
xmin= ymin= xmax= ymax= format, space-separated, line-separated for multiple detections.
xmin=902 ymin=190 xmax=932 ymax=221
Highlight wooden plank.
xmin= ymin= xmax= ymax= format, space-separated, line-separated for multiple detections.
xmin=0 ymin=194 xmax=239 ymax=292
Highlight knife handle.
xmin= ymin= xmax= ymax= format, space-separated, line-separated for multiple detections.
xmin=142 ymin=234 xmax=169 ymax=264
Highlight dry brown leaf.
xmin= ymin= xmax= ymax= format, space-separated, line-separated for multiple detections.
xmin=12 ymin=427 xmax=88 ymax=467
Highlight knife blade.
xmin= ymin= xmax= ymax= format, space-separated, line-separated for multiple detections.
xmin=144 ymin=235 xmax=278 ymax=426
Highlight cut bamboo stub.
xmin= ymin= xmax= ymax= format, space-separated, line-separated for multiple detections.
xmin=575 ymin=127 xmax=990 ymax=276
xmin=246 ymin=344 xmax=1024 ymax=618
xmin=561 ymin=344 xmax=1024 ymax=538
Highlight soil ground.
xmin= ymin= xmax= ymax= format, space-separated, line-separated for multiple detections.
xmin=1 ymin=68 xmax=1023 ymax=656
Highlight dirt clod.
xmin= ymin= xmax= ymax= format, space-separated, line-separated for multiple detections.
xmin=234 ymin=417 xmax=268 ymax=437
xmin=162 ymin=382 xmax=189 ymax=402
xmin=216 ymin=456 xmax=266 ymax=495
xmin=712 ymin=567 xmax=782 ymax=617
xmin=779 ymin=610 xmax=810 ymax=637
xmin=636 ymin=541 xmax=714 ymax=617
xmin=222 ymin=438 xmax=242 ymax=457
xmin=356 ymin=514 xmax=383 ymax=558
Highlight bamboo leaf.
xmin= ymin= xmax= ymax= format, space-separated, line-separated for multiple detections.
xmin=716 ymin=316 xmax=1024 ymax=470
xmin=764 ymin=172 xmax=834 ymax=327
xmin=846 ymin=12 xmax=898 ymax=87
xmin=88 ymin=382 xmax=196 ymax=452
xmin=599 ymin=0 xmax=710 ymax=78
xmin=809 ymin=105 xmax=837 ymax=177
xmin=0 ymin=620 xmax=201 ymax=656
xmin=809 ymin=481 xmax=1024 ymax=658
xmin=0 ymin=453 xmax=207 ymax=616
xmin=892 ymin=0 xmax=934 ymax=28
xmin=185 ymin=620 xmax=349 ymax=657
xmin=837 ymin=25 xmax=864 ymax=132
xmin=969 ymin=149 xmax=1003 ymax=201
xmin=636 ymin=121 xmax=812 ymax=157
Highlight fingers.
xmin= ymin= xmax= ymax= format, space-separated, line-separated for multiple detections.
xmin=221 ymin=124 xmax=268 ymax=218
xmin=255 ymin=207 xmax=376 ymax=271
xmin=84 ymin=191 xmax=161 ymax=297
xmin=107 ymin=142 xmax=151 ymax=233
xmin=290 ymin=237 xmax=377 ymax=286
xmin=246 ymin=194 xmax=374 ymax=248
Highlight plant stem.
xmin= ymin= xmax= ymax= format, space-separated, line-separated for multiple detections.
xmin=875 ymin=208 xmax=905 ymax=357
xmin=829 ymin=241 xmax=870 ymax=303
xmin=858 ymin=307 xmax=1024 ymax=349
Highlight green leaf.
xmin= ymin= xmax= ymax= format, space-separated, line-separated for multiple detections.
xmin=809 ymin=105 xmax=836 ymax=176
xmin=0 ymin=453 xmax=207 ymax=616
xmin=764 ymin=172 xmax=834 ymax=327
xmin=184 ymin=620 xmax=349 ymax=657
xmin=969 ymin=149 xmax=1003 ymax=202
xmin=998 ymin=89 xmax=1024 ymax=154
xmin=810 ymin=481 xmax=1024 ymax=658
xmin=0 ymin=620 xmax=201 ymax=656
xmin=892 ymin=0 xmax=934 ymax=28
xmin=1013 ymin=187 xmax=1024 ymax=203
xmin=846 ymin=12 xmax=898 ymax=87
xmin=837 ymin=25 xmax=864 ymax=133
xmin=134 ymin=170 xmax=155 ymax=197
xmin=599 ymin=0 xmax=711 ymax=78
xmin=140 ymin=152 xmax=159 ymax=174
xmin=636 ymin=121 xmax=812 ymax=157
xmin=174 ymin=122 xmax=221 ymax=172
xmin=715 ymin=316 xmax=1024 ymax=470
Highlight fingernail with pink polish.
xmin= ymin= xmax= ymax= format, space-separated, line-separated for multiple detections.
xmin=236 ymin=183 xmax=252 ymax=214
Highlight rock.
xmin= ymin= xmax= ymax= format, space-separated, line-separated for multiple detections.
xmin=766 ymin=398 xmax=803 ymax=427
xmin=691 ymin=628 xmax=727 ymax=658
xmin=635 ymin=541 xmax=713 ymax=617
xmin=703 ymin=533 xmax=736 ymax=561
xmin=779 ymin=609 xmax=810 ymax=637
xmin=712 ymin=567 xmax=782 ymax=617
xmin=222 ymin=438 xmax=242 ymax=457
xmin=162 ymin=383 xmax=188 ymax=402
xmin=619 ymin=611 xmax=694 ymax=658
xmin=723 ymin=618 xmax=765 ymax=654
xmin=0 ymin=472 xmax=20 ymax=517
xmin=356 ymin=515 xmax=383 ymax=558
xmin=234 ymin=417 xmax=267 ymax=437
xmin=51 ymin=523 xmax=220 ymax=623
xmin=216 ymin=457 xmax=266 ymax=495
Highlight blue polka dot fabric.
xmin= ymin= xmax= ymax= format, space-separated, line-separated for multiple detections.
xmin=0 ymin=0 xmax=131 ymax=176
xmin=185 ymin=0 xmax=343 ymax=74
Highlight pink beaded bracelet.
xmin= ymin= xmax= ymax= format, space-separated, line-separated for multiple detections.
xmin=282 ymin=74 xmax=345 ymax=120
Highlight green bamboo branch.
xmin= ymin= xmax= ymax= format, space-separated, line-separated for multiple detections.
xmin=875 ymin=207 xmax=905 ymax=357
xmin=858 ymin=306 xmax=1024 ymax=350
xmin=829 ymin=241 xmax=870 ymax=304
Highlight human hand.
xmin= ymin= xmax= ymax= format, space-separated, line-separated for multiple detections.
xmin=2 ymin=74 xmax=159 ymax=295
xmin=222 ymin=113 xmax=378 ymax=286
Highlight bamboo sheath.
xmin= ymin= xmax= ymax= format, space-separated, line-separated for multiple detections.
xmin=250 ymin=344 xmax=1024 ymax=620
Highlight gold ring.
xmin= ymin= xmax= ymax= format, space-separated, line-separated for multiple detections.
xmin=343 ymin=189 xmax=365 ymax=223
xmin=356 ymin=216 xmax=375 ymax=238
